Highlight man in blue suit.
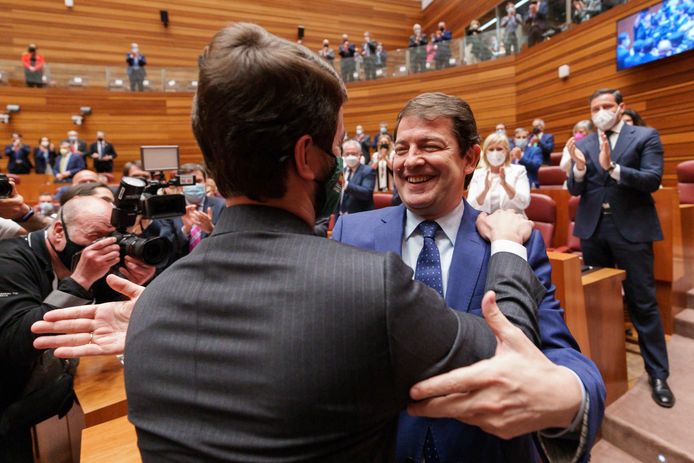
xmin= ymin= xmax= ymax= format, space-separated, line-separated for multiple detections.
xmin=530 ymin=118 xmax=556 ymax=165
xmin=333 ymin=93 xmax=605 ymax=463
xmin=511 ymin=128 xmax=543 ymax=187
xmin=53 ymin=141 xmax=86 ymax=183
xmin=566 ymin=88 xmax=674 ymax=408
xmin=340 ymin=140 xmax=376 ymax=214
xmin=158 ymin=163 xmax=225 ymax=264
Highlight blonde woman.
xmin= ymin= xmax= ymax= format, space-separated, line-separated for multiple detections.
xmin=467 ymin=132 xmax=530 ymax=215
xmin=370 ymin=133 xmax=394 ymax=192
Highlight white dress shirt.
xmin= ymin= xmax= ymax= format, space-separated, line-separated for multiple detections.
xmin=401 ymin=199 xmax=527 ymax=297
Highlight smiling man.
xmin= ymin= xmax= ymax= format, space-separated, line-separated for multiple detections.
xmin=332 ymin=92 xmax=605 ymax=463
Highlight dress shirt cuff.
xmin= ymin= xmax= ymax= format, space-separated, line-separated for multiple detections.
xmin=572 ymin=164 xmax=586 ymax=182
xmin=490 ymin=240 xmax=527 ymax=261
xmin=539 ymin=367 xmax=587 ymax=438
xmin=610 ymin=164 xmax=621 ymax=182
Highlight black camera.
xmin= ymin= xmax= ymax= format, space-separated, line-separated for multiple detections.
xmin=0 ymin=173 xmax=12 ymax=199
xmin=110 ymin=176 xmax=189 ymax=266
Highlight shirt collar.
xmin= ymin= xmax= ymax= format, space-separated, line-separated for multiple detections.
xmin=404 ymin=199 xmax=465 ymax=246
xmin=605 ymin=119 xmax=624 ymax=135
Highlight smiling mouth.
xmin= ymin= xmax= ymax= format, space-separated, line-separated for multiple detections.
xmin=407 ymin=176 xmax=433 ymax=184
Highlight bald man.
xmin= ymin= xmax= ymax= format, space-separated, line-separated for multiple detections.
xmin=54 ymin=169 xmax=101 ymax=201
xmin=0 ymin=196 xmax=155 ymax=462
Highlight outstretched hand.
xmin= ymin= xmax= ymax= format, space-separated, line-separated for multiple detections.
xmin=31 ymin=275 xmax=144 ymax=358
xmin=407 ymin=291 xmax=583 ymax=439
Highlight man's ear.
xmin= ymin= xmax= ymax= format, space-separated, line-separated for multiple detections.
xmin=464 ymin=144 xmax=482 ymax=175
xmin=293 ymin=135 xmax=317 ymax=181
xmin=51 ymin=221 xmax=65 ymax=249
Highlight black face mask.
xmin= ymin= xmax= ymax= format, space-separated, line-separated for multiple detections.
xmin=439 ymin=26 xmax=445 ymax=32
xmin=313 ymin=147 xmax=343 ymax=219
xmin=97 ymin=137 xmax=104 ymax=141
xmin=49 ymin=212 xmax=87 ymax=271
xmin=379 ymin=144 xmax=389 ymax=150
xmin=28 ymin=47 xmax=36 ymax=53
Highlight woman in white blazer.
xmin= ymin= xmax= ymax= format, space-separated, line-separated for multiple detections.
xmin=467 ymin=132 xmax=530 ymax=216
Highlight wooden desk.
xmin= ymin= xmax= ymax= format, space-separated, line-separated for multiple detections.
xmin=74 ymin=355 xmax=127 ymax=428
xmin=675 ymin=204 xmax=694 ymax=311
xmin=81 ymin=416 xmax=140 ymax=463
xmin=547 ymin=252 xmax=591 ymax=357
xmin=582 ymin=267 xmax=628 ymax=406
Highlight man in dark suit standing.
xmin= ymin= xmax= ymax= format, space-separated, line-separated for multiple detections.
xmin=158 ymin=163 xmax=225 ymax=264
xmin=567 ymin=88 xmax=674 ymax=408
xmin=5 ymin=133 xmax=33 ymax=174
xmin=88 ymin=131 xmax=117 ymax=173
xmin=337 ymin=34 xmax=356 ymax=83
xmin=530 ymin=118 xmax=556 ymax=165
xmin=340 ymin=139 xmax=375 ymax=214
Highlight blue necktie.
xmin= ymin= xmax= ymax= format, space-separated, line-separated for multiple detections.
xmin=414 ymin=220 xmax=443 ymax=462
xmin=414 ymin=220 xmax=444 ymax=297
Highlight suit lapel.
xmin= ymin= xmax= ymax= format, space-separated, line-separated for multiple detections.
xmin=374 ymin=205 xmax=406 ymax=255
xmin=611 ymin=124 xmax=636 ymax=164
xmin=445 ymin=201 xmax=487 ymax=312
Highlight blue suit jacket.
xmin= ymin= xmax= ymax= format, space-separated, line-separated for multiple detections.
xmin=53 ymin=153 xmax=85 ymax=179
xmin=332 ymin=201 xmax=605 ymax=463
xmin=341 ymin=163 xmax=376 ymax=214
xmin=567 ymin=124 xmax=663 ymax=243
xmin=515 ymin=145 xmax=542 ymax=187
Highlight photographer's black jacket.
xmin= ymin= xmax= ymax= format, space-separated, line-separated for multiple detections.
xmin=0 ymin=231 xmax=90 ymax=413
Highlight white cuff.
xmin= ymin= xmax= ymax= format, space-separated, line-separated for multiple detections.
xmin=491 ymin=240 xmax=527 ymax=261
xmin=610 ymin=164 xmax=621 ymax=182
xmin=539 ymin=367 xmax=587 ymax=438
xmin=572 ymin=164 xmax=586 ymax=182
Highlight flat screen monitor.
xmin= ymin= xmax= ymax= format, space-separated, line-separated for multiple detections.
xmin=141 ymin=145 xmax=179 ymax=172
xmin=617 ymin=0 xmax=694 ymax=71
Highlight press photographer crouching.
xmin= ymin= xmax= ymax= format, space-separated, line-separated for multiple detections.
xmin=0 ymin=195 xmax=157 ymax=462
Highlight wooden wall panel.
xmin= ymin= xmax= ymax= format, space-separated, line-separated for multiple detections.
xmin=422 ymin=0 xmax=500 ymax=38
xmin=0 ymin=0 xmax=422 ymax=66
xmin=515 ymin=0 xmax=694 ymax=186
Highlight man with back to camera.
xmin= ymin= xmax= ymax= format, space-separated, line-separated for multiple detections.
xmin=89 ymin=131 xmax=118 ymax=173
xmin=0 ymin=196 xmax=155 ymax=462
xmin=566 ymin=88 xmax=674 ymax=408
xmin=339 ymin=139 xmax=376 ymax=214
xmin=28 ymin=24 xmax=572 ymax=462
xmin=332 ymin=92 xmax=605 ymax=463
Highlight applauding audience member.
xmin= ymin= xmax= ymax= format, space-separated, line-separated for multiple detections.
xmin=560 ymin=119 xmax=594 ymax=175
xmin=340 ymin=140 xmax=376 ymax=214
xmin=89 ymin=131 xmax=118 ymax=173
xmin=4 ymin=133 xmax=33 ymax=174
xmin=530 ymin=118 xmax=555 ymax=165
xmin=54 ymin=142 xmax=86 ymax=183
xmin=34 ymin=136 xmax=56 ymax=174
xmin=510 ymin=128 xmax=543 ymax=187
xmin=126 ymin=43 xmax=147 ymax=92
xmin=468 ymin=132 xmax=530 ymax=215
xmin=21 ymin=43 xmax=45 ymax=88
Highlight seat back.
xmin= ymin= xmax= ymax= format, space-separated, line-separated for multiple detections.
xmin=537 ymin=166 xmax=567 ymax=189
xmin=526 ymin=193 xmax=556 ymax=248
xmin=550 ymin=152 xmax=562 ymax=166
xmin=677 ymin=160 xmax=694 ymax=204
xmin=373 ymin=192 xmax=393 ymax=209
xmin=567 ymin=195 xmax=581 ymax=252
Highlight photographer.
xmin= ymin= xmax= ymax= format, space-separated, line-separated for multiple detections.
xmin=0 ymin=195 xmax=155 ymax=461
xmin=0 ymin=176 xmax=52 ymax=238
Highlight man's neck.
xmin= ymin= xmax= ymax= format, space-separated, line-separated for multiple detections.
xmin=226 ymin=194 xmax=315 ymax=229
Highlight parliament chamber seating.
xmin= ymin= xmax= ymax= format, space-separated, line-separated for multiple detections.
xmin=549 ymin=152 xmax=562 ymax=166
xmin=553 ymin=195 xmax=581 ymax=254
xmin=526 ymin=193 xmax=557 ymax=249
xmin=538 ymin=166 xmax=567 ymax=189
xmin=373 ymin=192 xmax=393 ymax=209
xmin=676 ymin=160 xmax=694 ymax=204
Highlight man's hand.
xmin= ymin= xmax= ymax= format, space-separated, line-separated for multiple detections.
xmin=598 ymin=131 xmax=611 ymax=171
xmin=56 ymin=172 xmax=65 ymax=181
xmin=476 ymin=209 xmax=533 ymax=244
xmin=70 ymin=237 xmax=121 ymax=290
xmin=32 ymin=275 xmax=143 ymax=357
xmin=510 ymin=147 xmax=522 ymax=161
xmin=407 ymin=291 xmax=583 ymax=439
xmin=0 ymin=180 xmax=30 ymax=220
xmin=102 ymin=155 xmax=112 ymax=161
xmin=118 ymin=255 xmax=156 ymax=285
xmin=181 ymin=204 xmax=197 ymax=235
xmin=568 ymin=144 xmax=587 ymax=171
xmin=192 ymin=207 xmax=214 ymax=234
xmin=91 ymin=153 xmax=99 ymax=159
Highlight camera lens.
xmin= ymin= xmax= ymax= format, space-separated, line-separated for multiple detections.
xmin=0 ymin=175 xmax=12 ymax=199
xmin=115 ymin=233 xmax=172 ymax=266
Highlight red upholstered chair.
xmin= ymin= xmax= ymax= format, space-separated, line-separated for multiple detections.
xmin=373 ymin=192 xmax=393 ymax=209
xmin=554 ymin=195 xmax=581 ymax=254
xmin=537 ymin=166 xmax=567 ymax=189
xmin=677 ymin=160 xmax=694 ymax=204
xmin=550 ymin=152 xmax=562 ymax=166
xmin=526 ymin=193 xmax=556 ymax=248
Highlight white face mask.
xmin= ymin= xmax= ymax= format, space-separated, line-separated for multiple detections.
xmin=356 ymin=129 xmax=363 ymax=135
xmin=592 ymin=108 xmax=619 ymax=132
xmin=344 ymin=155 xmax=359 ymax=167
xmin=515 ymin=138 xmax=528 ymax=149
xmin=486 ymin=148 xmax=507 ymax=167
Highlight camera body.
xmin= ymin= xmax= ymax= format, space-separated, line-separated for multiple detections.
xmin=0 ymin=174 xmax=12 ymax=199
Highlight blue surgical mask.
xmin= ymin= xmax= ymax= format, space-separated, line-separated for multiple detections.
xmin=38 ymin=202 xmax=55 ymax=216
xmin=183 ymin=184 xmax=206 ymax=205
xmin=515 ymin=138 xmax=528 ymax=149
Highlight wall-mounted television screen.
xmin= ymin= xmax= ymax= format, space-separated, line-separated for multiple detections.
xmin=616 ymin=0 xmax=694 ymax=71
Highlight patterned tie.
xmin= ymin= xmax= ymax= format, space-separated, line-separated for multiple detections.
xmin=189 ymin=224 xmax=202 ymax=252
xmin=413 ymin=220 xmax=443 ymax=463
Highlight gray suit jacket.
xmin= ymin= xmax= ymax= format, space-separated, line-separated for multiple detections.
xmin=124 ymin=205 xmax=544 ymax=462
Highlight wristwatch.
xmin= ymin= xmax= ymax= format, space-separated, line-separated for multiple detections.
xmin=14 ymin=206 xmax=35 ymax=223
xmin=607 ymin=161 xmax=617 ymax=174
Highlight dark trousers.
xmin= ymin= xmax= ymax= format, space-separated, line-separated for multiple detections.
xmin=129 ymin=68 xmax=145 ymax=91
xmin=581 ymin=213 xmax=669 ymax=379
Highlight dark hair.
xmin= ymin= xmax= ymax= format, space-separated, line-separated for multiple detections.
xmin=60 ymin=182 xmax=112 ymax=205
xmin=622 ymin=108 xmax=647 ymax=127
xmin=394 ymin=92 xmax=481 ymax=157
xmin=589 ymin=88 xmax=623 ymax=105
xmin=178 ymin=163 xmax=208 ymax=181
xmin=192 ymin=23 xmax=348 ymax=201
xmin=122 ymin=160 xmax=144 ymax=177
